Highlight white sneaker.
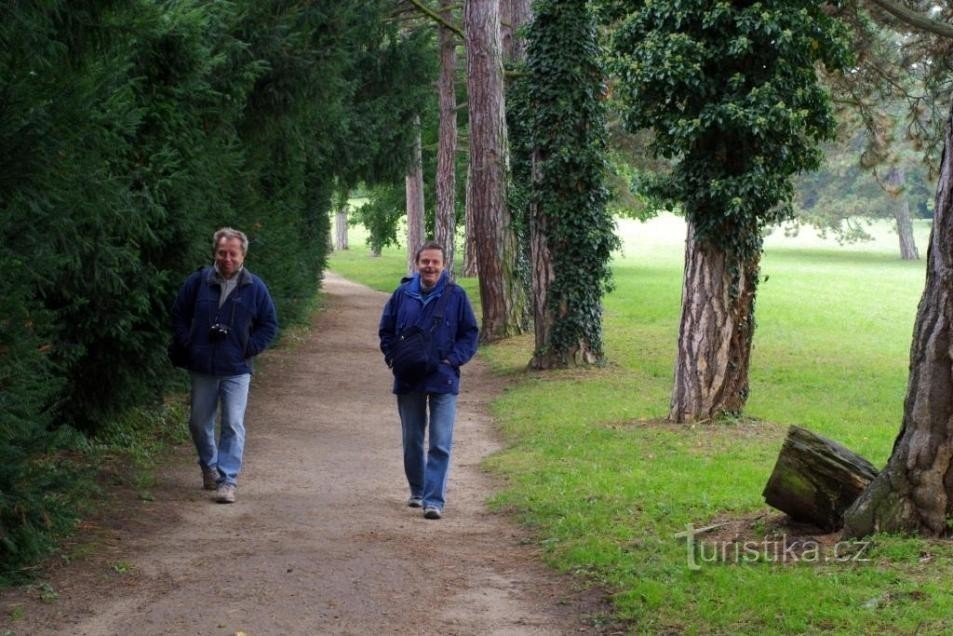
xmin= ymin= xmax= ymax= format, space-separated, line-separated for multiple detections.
xmin=216 ymin=484 xmax=236 ymax=504
xmin=423 ymin=507 xmax=442 ymax=520
xmin=407 ymin=496 xmax=423 ymax=508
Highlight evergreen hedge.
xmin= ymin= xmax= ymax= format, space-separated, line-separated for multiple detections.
xmin=0 ymin=0 xmax=431 ymax=579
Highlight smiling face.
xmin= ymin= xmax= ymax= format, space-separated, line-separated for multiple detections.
xmin=215 ymin=237 xmax=246 ymax=279
xmin=416 ymin=248 xmax=445 ymax=288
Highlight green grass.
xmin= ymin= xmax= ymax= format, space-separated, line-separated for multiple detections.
xmin=330 ymin=215 xmax=953 ymax=634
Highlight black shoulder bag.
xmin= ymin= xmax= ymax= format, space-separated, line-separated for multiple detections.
xmin=389 ymin=285 xmax=454 ymax=382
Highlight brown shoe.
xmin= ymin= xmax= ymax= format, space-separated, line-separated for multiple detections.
xmin=202 ymin=466 xmax=219 ymax=491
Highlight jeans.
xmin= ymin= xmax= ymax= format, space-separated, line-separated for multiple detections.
xmin=397 ymin=392 xmax=458 ymax=511
xmin=189 ymin=372 xmax=251 ymax=487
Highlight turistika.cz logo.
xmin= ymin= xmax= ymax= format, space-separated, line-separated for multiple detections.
xmin=675 ymin=523 xmax=872 ymax=570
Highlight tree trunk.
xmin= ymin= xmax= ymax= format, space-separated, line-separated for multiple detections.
xmin=405 ymin=115 xmax=425 ymax=274
xmin=763 ymin=426 xmax=879 ymax=532
xmin=462 ymin=171 xmax=478 ymax=277
xmin=886 ymin=165 xmax=920 ymax=260
xmin=843 ymin=99 xmax=953 ymax=538
xmin=464 ymin=0 xmax=528 ymax=341
xmin=435 ymin=0 xmax=458 ymax=279
xmin=501 ymin=0 xmax=532 ymax=63
xmin=334 ymin=205 xmax=348 ymax=251
xmin=669 ymin=222 xmax=759 ymax=422
xmin=529 ymin=163 xmax=558 ymax=367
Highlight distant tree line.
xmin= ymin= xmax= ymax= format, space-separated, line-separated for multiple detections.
xmin=0 ymin=0 xmax=431 ymax=578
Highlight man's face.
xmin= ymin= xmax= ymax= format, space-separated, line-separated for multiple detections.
xmin=215 ymin=237 xmax=245 ymax=279
xmin=416 ymin=248 xmax=445 ymax=288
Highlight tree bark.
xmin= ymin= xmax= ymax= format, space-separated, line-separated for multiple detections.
xmin=763 ymin=426 xmax=879 ymax=532
xmin=669 ymin=222 xmax=759 ymax=422
xmin=500 ymin=0 xmax=532 ymax=64
xmin=886 ymin=165 xmax=920 ymax=260
xmin=462 ymin=171 xmax=478 ymax=277
xmin=843 ymin=99 xmax=953 ymax=538
xmin=435 ymin=0 xmax=458 ymax=279
xmin=529 ymin=165 xmax=558 ymax=367
xmin=464 ymin=0 xmax=528 ymax=341
xmin=405 ymin=114 xmax=426 ymax=274
xmin=334 ymin=205 xmax=348 ymax=251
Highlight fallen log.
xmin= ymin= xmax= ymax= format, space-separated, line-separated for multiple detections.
xmin=762 ymin=425 xmax=879 ymax=532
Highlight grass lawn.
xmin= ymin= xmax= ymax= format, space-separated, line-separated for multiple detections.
xmin=330 ymin=215 xmax=953 ymax=634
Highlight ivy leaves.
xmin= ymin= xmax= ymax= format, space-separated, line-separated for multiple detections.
xmin=608 ymin=0 xmax=852 ymax=258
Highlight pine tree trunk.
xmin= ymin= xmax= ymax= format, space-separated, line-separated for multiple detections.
xmin=405 ymin=115 xmax=425 ymax=274
xmin=887 ymin=166 xmax=920 ymax=260
xmin=435 ymin=0 xmax=458 ymax=279
xmin=334 ymin=206 xmax=348 ymax=251
xmin=501 ymin=0 xmax=532 ymax=63
xmin=465 ymin=0 xmax=528 ymax=341
xmin=669 ymin=222 xmax=759 ymax=422
xmin=463 ymin=171 xmax=478 ymax=276
xmin=843 ymin=100 xmax=953 ymax=539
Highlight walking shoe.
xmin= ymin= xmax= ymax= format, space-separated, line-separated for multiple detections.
xmin=423 ymin=507 xmax=442 ymax=520
xmin=202 ymin=466 xmax=219 ymax=491
xmin=407 ymin=496 xmax=423 ymax=508
xmin=215 ymin=483 xmax=236 ymax=504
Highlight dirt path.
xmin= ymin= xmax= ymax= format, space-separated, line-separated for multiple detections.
xmin=1 ymin=272 xmax=608 ymax=635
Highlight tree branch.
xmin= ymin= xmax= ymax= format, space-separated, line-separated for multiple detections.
xmin=866 ymin=0 xmax=953 ymax=39
xmin=404 ymin=0 xmax=464 ymax=39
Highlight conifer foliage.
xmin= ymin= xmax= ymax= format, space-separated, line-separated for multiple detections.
xmin=0 ymin=0 xmax=430 ymax=577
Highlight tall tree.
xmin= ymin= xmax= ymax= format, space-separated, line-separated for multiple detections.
xmin=844 ymin=97 xmax=953 ymax=537
xmin=465 ymin=0 xmax=528 ymax=340
xmin=523 ymin=0 xmax=618 ymax=368
xmin=334 ymin=189 xmax=349 ymax=251
xmin=836 ymin=0 xmax=953 ymax=538
xmin=406 ymin=114 xmax=426 ymax=273
xmin=885 ymin=164 xmax=920 ymax=259
xmin=609 ymin=1 xmax=851 ymax=421
xmin=435 ymin=0 xmax=459 ymax=276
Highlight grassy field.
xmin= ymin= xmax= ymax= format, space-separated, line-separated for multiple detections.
xmin=330 ymin=215 xmax=953 ymax=635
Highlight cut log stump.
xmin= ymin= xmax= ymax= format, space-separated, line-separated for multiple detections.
xmin=762 ymin=425 xmax=879 ymax=532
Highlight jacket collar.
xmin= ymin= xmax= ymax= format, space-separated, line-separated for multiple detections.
xmin=206 ymin=265 xmax=249 ymax=287
xmin=406 ymin=271 xmax=448 ymax=301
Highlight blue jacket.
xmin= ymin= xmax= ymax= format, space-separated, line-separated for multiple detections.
xmin=379 ymin=271 xmax=479 ymax=395
xmin=172 ymin=266 xmax=278 ymax=376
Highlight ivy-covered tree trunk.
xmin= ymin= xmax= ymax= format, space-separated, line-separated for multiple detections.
xmin=843 ymin=100 xmax=953 ymax=538
xmin=405 ymin=114 xmax=425 ymax=274
xmin=465 ymin=0 xmax=527 ymax=341
xmin=526 ymin=0 xmax=616 ymax=369
xmin=435 ymin=0 xmax=458 ymax=277
xmin=669 ymin=223 xmax=759 ymax=422
xmin=609 ymin=1 xmax=848 ymax=422
xmin=887 ymin=166 xmax=920 ymax=260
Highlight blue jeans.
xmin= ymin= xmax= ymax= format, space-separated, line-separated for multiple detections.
xmin=189 ymin=372 xmax=251 ymax=487
xmin=397 ymin=392 xmax=458 ymax=511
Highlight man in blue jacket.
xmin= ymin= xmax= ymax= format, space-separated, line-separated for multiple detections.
xmin=379 ymin=241 xmax=479 ymax=519
xmin=171 ymin=227 xmax=278 ymax=503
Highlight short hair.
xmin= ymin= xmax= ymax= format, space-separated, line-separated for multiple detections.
xmin=415 ymin=240 xmax=445 ymax=263
xmin=213 ymin=227 xmax=248 ymax=255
